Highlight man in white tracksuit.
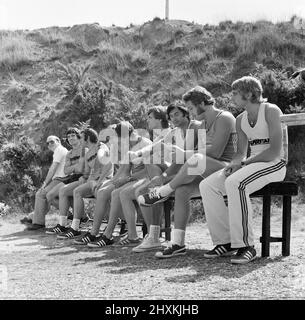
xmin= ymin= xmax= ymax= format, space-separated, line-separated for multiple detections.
xmin=200 ymin=76 xmax=287 ymax=264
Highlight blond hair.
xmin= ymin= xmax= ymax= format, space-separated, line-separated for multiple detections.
xmin=232 ymin=76 xmax=267 ymax=103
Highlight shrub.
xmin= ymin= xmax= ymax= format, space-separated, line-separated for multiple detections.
xmin=184 ymin=49 xmax=209 ymax=78
xmin=56 ymin=62 xmax=92 ymax=97
xmin=3 ymin=79 xmax=34 ymax=110
xmin=131 ymin=49 xmax=151 ymax=69
xmin=0 ymin=138 xmax=42 ymax=211
xmin=215 ymin=33 xmax=238 ymax=58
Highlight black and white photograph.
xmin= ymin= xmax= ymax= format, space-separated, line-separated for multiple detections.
xmin=0 ymin=0 xmax=305 ymax=303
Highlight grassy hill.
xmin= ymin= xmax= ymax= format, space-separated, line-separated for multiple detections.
xmin=1 ymin=17 xmax=305 ymax=210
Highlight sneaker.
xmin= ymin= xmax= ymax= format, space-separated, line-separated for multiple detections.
xmin=115 ymin=237 xmax=142 ymax=247
xmin=155 ymin=244 xmax=186 ymax=259
xmin=45 ymin=224 xmax=69 ymax=235
xmin=73 ymin=232 xmax=97 ymax=245
xmin=20 ymin=217 xmax=32 ymax=225
xmin=87 ymin=234 xmax=114 ymax=248
xmin=230 ymin=246 xmax=257 ymax=264
xmin=57 ymin=227 xmax=81 ymax=239
xmin=137 ymin=187 xmax=170 ymax=207
xmin=132 ymin=235 xmax=162 ymax=253
xmin=204 ymin=243 xmax=237 ymax=259
xmin=26 ymin=223 xmax=45 ymax=231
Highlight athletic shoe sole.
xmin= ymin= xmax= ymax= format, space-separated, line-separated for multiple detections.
xmin=57 ymin=233 xmax=82 ymax=240
xmin=155 ymin=250 xmax=186 ymax=259
xmin=132 ymin=244 xmax=163 ymax=253
xmin=204 ymin=250 xmax=238 ymax=259
xmin=230 ymin=256 xmax=257 ymax=264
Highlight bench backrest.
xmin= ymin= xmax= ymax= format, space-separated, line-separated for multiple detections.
xmin=280 ymin=113 xmax=305 ymax=161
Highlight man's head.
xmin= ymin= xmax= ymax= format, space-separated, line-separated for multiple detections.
xmin=231 ymin=76 xmax=266 ymax=106
xmin=167 ymin=101 xmax=190 ymax=128
xmin=147 ymin=106 xmax=169 ymax=130
xmin=46 ymin=135 xmax=61 ymax=152
xmin=182 ymin=86 xmax=215 ymax=117
xmin=66 ymin=127 xmax=81 ymax=147
xmin=81 ymin=128 xmax=98 ymax=147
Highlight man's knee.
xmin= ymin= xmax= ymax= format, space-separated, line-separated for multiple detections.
xmin=224 ymin=174 xmax=240 ymax=190
xmin=59 ymin=186 xmax=67 ymax=198
xmin=119 ymin=187 xmax=134 ymax=201
xmin=46 ymin=192 xmax=56 ymax=202
xmin=174 ymin=185 xmax=194 ymax=199
xmin=111 ymin=188 xmax=121 ymax=200
xmin=36 ymin=189 xmax=47 ymax=199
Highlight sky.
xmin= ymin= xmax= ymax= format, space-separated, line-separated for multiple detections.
xmin=0 ymin=0 xmax=305 ymax=30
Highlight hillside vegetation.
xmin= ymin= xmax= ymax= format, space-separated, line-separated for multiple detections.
xmin=1 ymin=17 xmax=305 ymax=212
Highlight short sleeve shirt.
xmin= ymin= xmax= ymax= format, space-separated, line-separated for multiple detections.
xmin=52 ymin=145 xmax=69 ymax=179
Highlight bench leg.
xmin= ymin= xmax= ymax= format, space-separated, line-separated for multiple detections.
xmin=142 ymin=223 xmax=148 ymax=238
xmin=282 ymin=196 xmax=291 ymax=256
xmin=163 ymin=200 xmax=172 ymax=241
xmin=261 ymin=195 xmax=271 ymax=257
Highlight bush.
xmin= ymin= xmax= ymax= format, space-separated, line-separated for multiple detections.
xmin=56 ymin=62 xmax=92 ymax=97
xmin=215 ymin=33 xmax=238 ymax=58
xmin=0 ymin=138 xmax=42 ymax=211
xmin=184 ymin=49 xmax=209 ymax=78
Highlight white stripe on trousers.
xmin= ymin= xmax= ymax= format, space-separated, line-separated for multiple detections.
xmin=200 ymin=160 xmax=286 ymax=248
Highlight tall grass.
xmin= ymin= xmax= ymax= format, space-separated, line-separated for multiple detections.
xmin=0 ymin=33 xmax=35 ymax=69
xmin=184 ymin=49 xmax=209 ymax=78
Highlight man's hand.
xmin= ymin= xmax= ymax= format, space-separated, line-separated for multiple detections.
xmin=78 ymin=176 xmax=87 ymax=184
xmin=224 ymin=162 xmax=242 ymax=177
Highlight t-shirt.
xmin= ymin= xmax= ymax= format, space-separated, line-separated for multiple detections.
xmin=85 ymin=142 xmax=113 ymax=181
xmin=64 ymin=145 xmax=87 ymax=175
xmin=52 ymin=145 xmax=69 ymax=179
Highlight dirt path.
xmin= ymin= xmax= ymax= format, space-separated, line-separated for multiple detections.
xmin=0 ymin=208 xmax=305 ymax=300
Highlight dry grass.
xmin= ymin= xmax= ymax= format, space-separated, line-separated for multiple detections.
xmin=0 ymin=33 xmax=35 ymax=69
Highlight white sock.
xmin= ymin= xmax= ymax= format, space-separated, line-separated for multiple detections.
xmin=59 ymin=216 xmax=68 ymax=227
xmin=158 ymin=183 xmax=174 ymax=197
xmin=172 ymin=229 xmax=185 ymax=247
xmin=149 ymin=225 xmax=160 ymax=242
xmin=71 ymin=219 xmax=80 ymax=231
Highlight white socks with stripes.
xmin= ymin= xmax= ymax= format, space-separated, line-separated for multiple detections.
xmin=71 ymin=219 xmax=80 ymax=231
xmin=172 ymin=229 xmax=185 ymax=247
xmin=149 ymin=225 xmax=160 ymax=242
xmin=59 ymin=216 xmax=68 ymax=227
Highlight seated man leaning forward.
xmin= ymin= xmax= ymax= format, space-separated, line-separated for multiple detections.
xmin=45 ymin=127 xmax=88 ymax=234
xmin=138 ymin=86 xmax=237 ymax=258
xmin=130 ymin=102 xmax=198 ymax=252
xmin=25 ymin=135 xmax=68 ymax=230
xmin=200 ymin=76 xmax=286 ymax=264
xmin=57 ymin=128 xmax=113 ymax=239
xmin=113 ymin=106 xmax=172 ymax=247
xmin=73 ymin=121 xmax=152 ymax=246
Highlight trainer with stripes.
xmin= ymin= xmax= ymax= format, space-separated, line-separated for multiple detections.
xmin=199 ymin=76 xmax=287 ymax=264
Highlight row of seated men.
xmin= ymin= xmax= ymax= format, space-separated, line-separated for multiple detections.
xmin=20 ymin=76 xmax=288 ymax=264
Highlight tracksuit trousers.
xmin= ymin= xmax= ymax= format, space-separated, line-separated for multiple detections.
xmin=199 ymin=159 xmax=286 ymax=248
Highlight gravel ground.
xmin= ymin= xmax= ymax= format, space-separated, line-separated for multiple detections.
xmin=0 ymin=205 xmax=305 ymax=300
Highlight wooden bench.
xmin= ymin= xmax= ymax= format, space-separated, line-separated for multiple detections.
xmin=157 ymin=113 xmax=305 ymax=257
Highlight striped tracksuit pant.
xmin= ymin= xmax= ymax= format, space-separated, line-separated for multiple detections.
xmin=199 ymin=159 xmax=286 ymax=248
